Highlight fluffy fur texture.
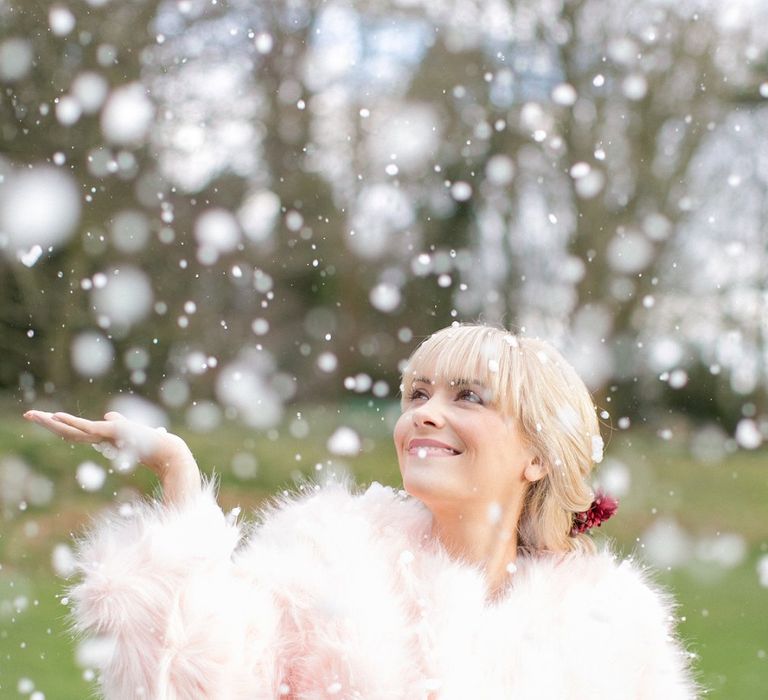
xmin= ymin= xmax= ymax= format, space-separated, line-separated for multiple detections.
xmin=70 ymin=480 xmax=698 ymax=699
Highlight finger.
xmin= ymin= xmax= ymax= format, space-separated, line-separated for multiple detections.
xmin=52 ymin=412 xmax=118 ymax=441
xmin=23 ymin=409 xmax=47 ymax=422
xmin=24 ymin=411 xmax=96 ymax=443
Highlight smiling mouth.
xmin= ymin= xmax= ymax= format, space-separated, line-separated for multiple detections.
xmin=407 ymin=440 xmax=461 ymax=457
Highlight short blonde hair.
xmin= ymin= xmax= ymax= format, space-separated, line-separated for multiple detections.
xmin=400 ymin=323 xmax=603 ymax=554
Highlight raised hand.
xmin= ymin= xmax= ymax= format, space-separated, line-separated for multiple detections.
xmin=23 ymin=410 xmax=202 ymax=505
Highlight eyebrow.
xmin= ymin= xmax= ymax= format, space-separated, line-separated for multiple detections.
xmin=412 ymin=375 xmax=486 ymax=388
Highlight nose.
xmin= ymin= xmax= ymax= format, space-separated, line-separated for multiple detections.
xmin=411 ymin=396 xmax=445 ymax=428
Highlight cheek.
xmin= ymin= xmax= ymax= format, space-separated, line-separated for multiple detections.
xmin=392 ymin=412 xmax=409 ymax=450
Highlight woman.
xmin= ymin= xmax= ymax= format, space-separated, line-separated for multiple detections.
xmin=24 ymin=324 xmax=698 ymax=699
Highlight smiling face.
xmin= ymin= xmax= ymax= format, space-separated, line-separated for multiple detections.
xmin=396 ymin=324 xmax=607 ymax=554
xmin=394 ymin=373 xmax=541 ymax=513
xmin=396 ymin=324 xmax=605 ymax=554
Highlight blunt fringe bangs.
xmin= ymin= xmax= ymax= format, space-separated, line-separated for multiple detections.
xmin=400 ymin=324 xmax=524 ymax=418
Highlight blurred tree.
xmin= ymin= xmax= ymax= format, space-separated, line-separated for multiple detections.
xmin=1 ymin=0 xmax=766 ymax=437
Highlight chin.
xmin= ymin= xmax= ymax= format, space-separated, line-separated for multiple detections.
xmin=400 ymin=466 xmax=455 ymax=506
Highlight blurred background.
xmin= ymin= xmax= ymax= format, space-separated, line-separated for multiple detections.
xmin=1 ymin=0 xmax=767 ymax=697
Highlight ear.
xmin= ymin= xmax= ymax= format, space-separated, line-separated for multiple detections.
xmin=523 ymin=456 xmax=546 ymax=483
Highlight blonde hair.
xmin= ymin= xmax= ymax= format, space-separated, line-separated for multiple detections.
xmin=400 ymin=323 xmax=603 ymax=555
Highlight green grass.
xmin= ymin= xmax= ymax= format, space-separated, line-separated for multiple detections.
xmin=0 ymin=573 xmax=90 ymax=698
xmin=1 ymin=405 xmax=766 ymax=698
xmin=669 ymin=559 xmax=768 ymax=697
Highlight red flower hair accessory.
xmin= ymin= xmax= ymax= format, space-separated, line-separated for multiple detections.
xmin=571 ymin=491 xmax=618 ymax=535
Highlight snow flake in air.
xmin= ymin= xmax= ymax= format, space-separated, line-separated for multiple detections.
xmin=327 ymin=426 xmax=361 ymax=456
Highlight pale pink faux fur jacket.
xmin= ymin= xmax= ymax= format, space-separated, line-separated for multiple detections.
xmin=70 ymin=480 xmax=697 ymax=699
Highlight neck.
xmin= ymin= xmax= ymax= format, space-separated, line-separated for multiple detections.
xmin=428 ymin=494 xmax=526 ymax=596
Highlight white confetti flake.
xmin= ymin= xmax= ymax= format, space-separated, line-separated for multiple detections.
xmin=160 ymin=377 xmax=190 ymax=408
xmin=735 ymin=418 xmax=762 ymax=449
xmin=650 ymin=337 xmax=683 ymax=371
xmin=695 ymin=533 xmax=746 ymax=569
xmin=76 ymin=461 xmax=107 ymax=492
xmin=485 ymin=154 xmax=515 ymax=186
xmin=317 ymin=352 xmax=338 ymax=373
xmin=641 ymin=518 xmax=691 ymax=568
xmin=668 ymin=369 xmax=688 ymax=389
xmin=574 ymin=170 xmax=605 ymax=198
xmin=186 ymin=401 xmax=222 ymax=432
xmin=327 ymin=426 xmax=361 ymax=456
xmin=17 ymin=678 xmax=35 ymax=694
xmin=285 ymin=210 xmax=303 ymax=232
xmin=90 ymin=266 xmax=153 ymax=327
xmin=194 ymin=208 xmax=240 ymax=264
xmin=70 ymin=331 xmax=114 ymax=377
xmin=757 ymin=555 xmax=768 ymax=587
xmin=71 ymin=71 xmax=109 ymax=113
xmin=450 ymin=181 xmax=473 ymax=202
xmin=251 ymin=318 xmax=269 ymax=335
xmin=215 ymin=358 xmax=284 ymax=430
xmin=369 ymin=283 xmax=401 ymax=313
xmin=18 ymin=244 xmax=43 ymax=267
xmin=597 ymin=458 xmax=631 ymax=497
xmin=100 ymin=82 xmax=154 ymax=146
xmin=254 ymin=32 xmax=273 ymax=54
xmin=372 ymin=380 xmax=389 ymax=397
xmin=348 ymin=184 xmax=414 ymax=259
xmin=569 ymin=162 xmax=591 ymax=179
xmin=49 ymin=5 xmax=76 ymax=36
xmin=110 ymin=209 xmax=150 ymax=253
xmin=606 ymin=231 xmax=653 ymax=274
xmin=551 ymin=82 xmax=577 ymax=106
xmin=591 ymin=435 xmax=604 ymax=463
xmin=0 ymin=38 xmax=34 ymax=82
xmin=55 ymin=95 xmax=82 ymax=126
xmin=622 ymin=74 xmax=647 ymax=101
xmin=238 ymin=190 xmax=280 ymax=243
xmin=0 ymin=167 xmax=81 ymax=251
xmin=231 ymin=451 xmax=259 ymax=480
xmin=352 ymin=373 xmax=372 ymax=392
xmin=520 ymin=102 xmax=546 ymax=131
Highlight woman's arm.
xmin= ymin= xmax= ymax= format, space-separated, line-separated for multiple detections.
xmin=23 ymin=410 xmax=201 ymax=505
xmin=22 ymin=410 xmax=285 ymax=697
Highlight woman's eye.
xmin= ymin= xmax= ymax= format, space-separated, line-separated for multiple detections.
xmin=409 ymin=388 xmax=429 ymax=401
xmin=457 ymin=389 xmax=483 ymax=404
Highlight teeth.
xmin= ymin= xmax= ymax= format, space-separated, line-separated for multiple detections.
xmin=413 ymin=446 xmax=458 ymax=458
